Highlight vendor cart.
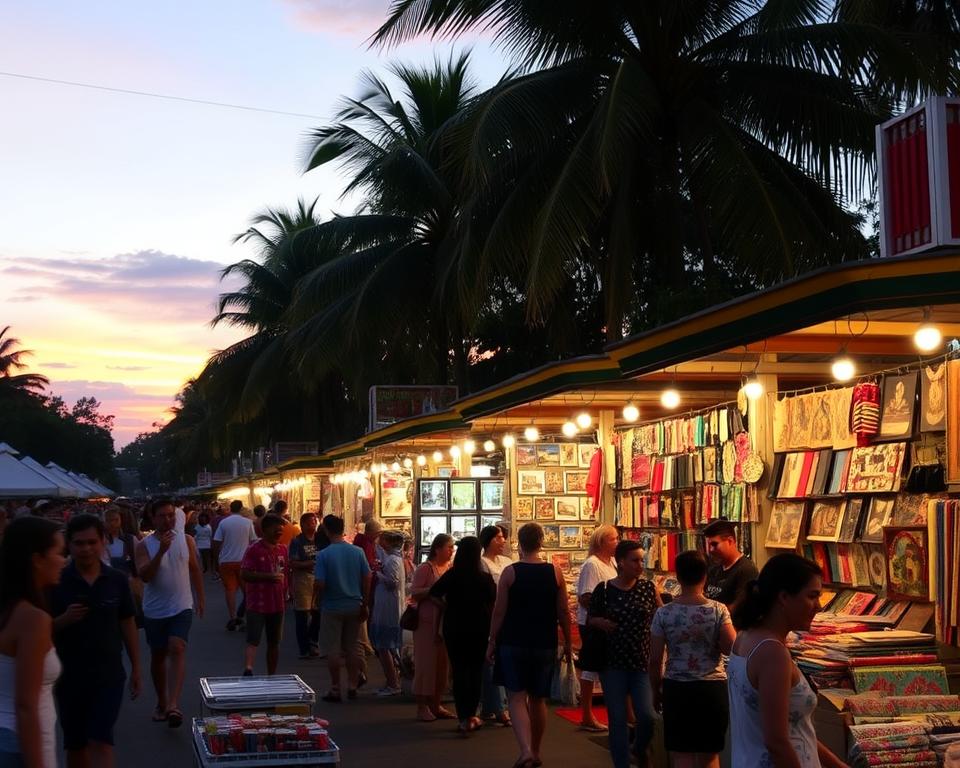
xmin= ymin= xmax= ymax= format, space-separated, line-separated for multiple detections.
xmin=199 ymin=675 xmax=316 ymax=716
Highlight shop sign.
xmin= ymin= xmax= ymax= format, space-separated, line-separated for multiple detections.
xmin=368 ymin=385 xmax=459 ymax=432
xmin=876 ymin=96 xmax=960 ymax=257
xmin=273 ymin=442 xmax=319 ymax=463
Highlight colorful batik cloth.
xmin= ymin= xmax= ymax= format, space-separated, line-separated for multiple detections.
xmin=851 ymin=665 xmax=949 ymax=696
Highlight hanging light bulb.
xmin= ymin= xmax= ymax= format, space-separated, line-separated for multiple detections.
xmin=416 ymin=454 xmax=427 ymax=467
xmin=432 ymin=450 xmax=443 ymax=463
xmin=483 ymin=439 xmax=496 ymax=452
xmin=576 ymin=412 xmax=592 ymax=430
xmin=403 ymin=457 xmax=413 ymax=469
xmin=391 ymin=461 xmax=401 ymax=472
xmin=371 ymin=463 xmax=381 ymax=475
xmin=501 ymin=434 xmax=516 ymax=449
xmin=449 ymin=445 xmax=462 ymax=460
xmin=523 ymin=425 xmax=539 ymax=442
xmin=463 ymin=440 xmax=476 ymax=456
xmin=831 ymin=354 xmax=856 ymax=382
xmin=561 ymin=420 xmax=578 ymax=438
xmin=622 ymin=402 xmax=640 ymax=422
xmin=742 ymin=376 xmax=764 ymax=401
xmin=914 ymin=323 xmax=942 ymax=352
xmin=661 ymin=389 xmax=681 ymax=409
xmin=359 ymin=469 xmax=369 ymax=479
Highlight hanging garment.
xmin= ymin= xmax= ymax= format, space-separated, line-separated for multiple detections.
xmin=586 ymin=447 xmax=604 ymax=514
xmin=850 ymin=381 xmax=882 ymax=446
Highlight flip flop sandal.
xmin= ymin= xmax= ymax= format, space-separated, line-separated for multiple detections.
xmin=167 ymin=709 xmax=183 ymax=728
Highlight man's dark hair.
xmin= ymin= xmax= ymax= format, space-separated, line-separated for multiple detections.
xmin=66 ymin=513 xmax=105 ymax=542
xmin=260 ymin=513 xmax=285 ymax=533
xmin=675 ymin=550 xmax=709 ymax=586
xmin=322 ymin=514 xmax=344 ymax=536
xmin=152 ymin=497 xmax=176 ymax=515
xmin=274 ymin=500 xmax=288 ymax=514
xmin=229 ymin=500 xmax=243 ymax=514
xmin=253 ymin=504 xmax=266 ymax=518
xmin=300 ymin=512 xmax=317 ymax=525
xmin=702 ymin=519 xmax=737 ymax=540
xmin=614 ymin=539 xmax=643 ymax=564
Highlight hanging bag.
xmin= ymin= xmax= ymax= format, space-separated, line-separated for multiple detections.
xmin=577 ymin=580 xmax=609 ymax=672
xmin=399 ymin=604 xmax=419 ymax=631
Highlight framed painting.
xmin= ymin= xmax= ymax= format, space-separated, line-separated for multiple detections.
xmin=764 ymin=501 xmax=805 ymax=549
xmin=381 ymin=484 xmax=413 ymax=518
xmin=480 ymin=480 xmax=504 ymax=511
xmin=564 ymin=470 xmax=589 ymax=494
xmin=534 ymin=497 xmax=555 ymax=520
xmin=517 ymin=470 xmax=546 ymax=496
xmin=837 ymin=497 xmax=864 ymax=543
xmin=544 ymin=469 xmax=564 ymax=495
xmin=419 ymin=515 xmax=448 ymax=547
xmin=542 ymin=524 xmax=560 ymax=549
xmin=579 ymin=496 xmax=597 ymax=521
xmin=419 ymin=480 xmax=449 ymax=511
xmin=436 ymin=466 xmax=456 ymax=478
xmin=884 ymin=526 xmax=930 ymax=601
xmin=948 ymin=361 xmax=960 ymax=483
xmin=807 ymin=499 xmax=845 ymax=542
xmin=382 ymin=518 xmax=412 ymax=537
xmin=516 ymin=445 xmax=538 ymax=466
xmin=450 ymin=515 xmax=478 ymax=542
xmin=536 ymin=444 xmax=560 ymax=466
xmin=879 ymin=372 xmax=918 ymax=439
xmin=450 ymin=480 xmax=478 ymax=511
xmin=514 ymin=497 xmax=533 ymax=521
xmin=578 ymin=443 xmax=599 ymax=468
xmin=559 ymin=443 xmax=578 ymax=467
xmin=866 ymin=544 xmax=887 ymax=589
xmin=480 ymin=515 xmax=502 ymax=530
xmin=555 ymin=497 xmax=579 ymax=521
xmin=559 ymin=525 xmax=581 ymax=549
xmin=847 ymin=442 xmax=906 ymax=493
xmin=861 ymin=497 xmax=895 ymax=543
xmin=920 ymin=363 xmax=946 ymax=432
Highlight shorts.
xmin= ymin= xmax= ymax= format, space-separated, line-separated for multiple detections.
xmin=246 ymin=611 xmax=284 ymax=646
xmin=662 ymin=678 xmax=728 ymax=753
xmin=495 ymin=645 xmax=555 ymax=698
xmin=318 ymin=610 xmax=362 ymax=658
xmin=56 ymin=674 xmax=125 ymax=749
xmin=143 ymin=609 xmax=193 ymax=651
xmin=219 ymin=562 xmax=243 ymax=592
xmin=0 ymin=728 xmax=23 ymax=766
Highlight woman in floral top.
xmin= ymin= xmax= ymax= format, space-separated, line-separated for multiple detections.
xmin=648 ymin=550 xmax=735 ymax=768
xmin=587 ymin=540 xmax=661 ymax=768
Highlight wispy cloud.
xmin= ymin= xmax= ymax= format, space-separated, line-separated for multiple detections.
xmin=39 ymin=362 xmax=77 ymax=369
xmin=279 ymin=0 xmax=390 ymax=36
xmin=106 ymin=364 xmax=152 ymax=372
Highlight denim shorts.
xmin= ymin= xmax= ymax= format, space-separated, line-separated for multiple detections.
xmin=0 ymin=728 xmax=24 ymax=767
xmin=143 ymin=609 xmax=193 ymax=651
xmin=495 ymin=645 xmax=555 ymax=698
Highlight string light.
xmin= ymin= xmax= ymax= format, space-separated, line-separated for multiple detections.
xmin=463 ymin=439 xmax=476 ymax=456
xmin=523 ymin=425 xmax=539 ymax=442
xmin=403 ymin=457 xmax=413 ymax=469
xmin=561 ymin=421 xmax=578 ymax=438
xmin=391 ymin=461 xmax=400 ymax=472
xmin=449 ymin=445 xmax=462 ymax=460
xmin=622 ymin=402 xmax=639 ymax=422
xmin=432 ymin=450 xmax=443 ymax=463
xmin=501 ymin=434 xmax=516 ymax=449
xmin=416 ymin=454 xmax=427 ymax=466
xmin=575 ymin=412 xmax=592 ymax=430
xmin=831 ymin=354 xmax=856 ymax=382
xmin=742 ymin=376 xmax=764 ymax=401
xmin=915 ymin=324 xmax=942 ymax=352
xmin=661 ymin=389 xmax=681 ymax=409
xmin=483 ymin=439 xmax=496 ymax=452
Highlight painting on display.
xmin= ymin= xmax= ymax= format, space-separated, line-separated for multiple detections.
xmin=807 ymin=500 xmax=845 ymax=542
xmin=480 ymin=480 xmax=504 ymax=511
xmin=578 ymin=444 xmax=599 ymax=468
xmin=948 ymin=361 xmax=960 ymax=484
xmin=921 ymin=364 xmax=946 ymax=432
xmin=536 ymin=444 xmax=561 ymax=466
xmin=419 ymin=480 xmax=449 ymax=511
xmin=516 ymin=445 xmax=538 ymax=466
xmin=518 ymin=470 xmax=546 ymax=496
xmin=764 ymin=501 xmax=805 ymax=549
xmin=847 ymin=443 xmax=906 ymax=493
xmin=559 ymin=525 xmax=581 ymax=549
xmin=579 ymin=497 xmax=597 ymax=521
xmin=884 ymin=526 xmax=930 ymax=601
xmin=542 ymin=525 xmax=560 ymax=548
xmin=544 ymin=469 xmax=564 ymax=495
xmin=383 ymin=518 xmax=412 ymax=537
xmin=535 ymin=497 xmax=555 ymax=520
xmin=867 ymin=544 xmax=887 ymax=589
xmin=861 ymin=497 xmax=895 ymax=543
xmin=450 ymin=515 xmax=478 ymax=542
xmin=559 ymin=444 xmax=578 ymax=467
xmin=419 ymin=516 xmax=448 ymax=546
xmin=480 ymin=515 xmax=502 ymax=530
xmin=555 ymin=497 xmax=579 ymax=521
xmin=564 ymin=471 xmax=589 ymax=494
xmin=380 ymin=467 xmax=414 ymax=518
xmin=450 ymin=480 xmax=478 ymax=511
xmin=837 ymin=498 xmax=864 ymax=543
xmin=879 ymin=372 xmax=918 ymax=440
xmin=702 ymin=446 xmax=718 ymax=483
xmin=515 ymin=497 xmax=533 ymax=521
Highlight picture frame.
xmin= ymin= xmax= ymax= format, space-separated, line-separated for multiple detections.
xmin=764 ymin=501 xmax=805 ymax=549
xmin=837 ymin=497 xmax=864 ymax=543
xmin=380 ymin=467 xmax=414 ymax=518
xmin=847 ymin=443 xmax=906 ymax=493
xmin=579 ymin=496 xmax=597 ymax=521
xmin=450 ymin=515 xmax=478 ymax=542
xmin=517 ymin=470 xmax=546 ymax=496
xmin=536 ymin=443 xmax=561 ymax=466
xmin=419 ymin=480 xmax=449 ymax=511
xmin=514 ymin=497 xmax=533 ymax=521
xmin=542 ymin=525 xmax=560 ymax=549
xmin=480 ymin=515 xmax=502 ymax=530
xmin=920 ymin=363 xmax=946 ymax=432
xmin=878 ymin=372 xmax=918 ymax=440
xmin=564 ymin=470 xmax=589 ymax=494
xmin=437 ymin=466 xmax=456 ymax=479
xmin=480 ymin=480 xmax=504 ymax=511
xmin=555 ymin=497 xmax=579 ymax=521
xmin=382 ymin=518 xmax=412 ymax=537
xmin=884 ymin=526 xmax=930 ymax=601
xmin=516 ymin=445 xmax=538 ymax=466
xmin=559 ymin=525 xmax=581 ymax=549
xmin=807 ymin=499 xmax=845 ymax=542
xmin=535 ymin=497 xmax=555 ymax=520
xmin=578 ymin=444 xmax=599 ymax=468
xmin=419 ymin=515 xmax=448 ymax=547
xmin=559 ymin=444 xmax=578 ymax=467
xmin=861 ymin=497 xmax=895 ymax=543
xmin=544 ymin=469 xmax=564 ymax=495
xmin=450 ymin=480 xmax=478 ymax=511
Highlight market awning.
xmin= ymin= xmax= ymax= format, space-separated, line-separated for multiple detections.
xmin=77 ymin=473 xmax=115 ymax=497
xmin=19 ymin=455 xmax=84 ymax=497
xmin=42 ymin=463 xmax=93 ymax=499
xmin=0 ymin=443 xmax=61 ymax=498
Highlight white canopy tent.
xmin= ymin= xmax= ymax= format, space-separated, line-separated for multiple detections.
xmin=19 ymin=455 xmax=84 ymax=497
xmin=0 ymin=443 xmax=61 ymax=498
xmin=43 ymin=463 xmax=93 ymax=499
xmin=61 ymin=468 xmax=104 ymax=498
xmin=77 ymin=473 xmax=115 ymax=497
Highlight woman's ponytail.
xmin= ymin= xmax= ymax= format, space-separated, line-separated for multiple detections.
xmin=731 ymin=554 xmax=821 ymax=631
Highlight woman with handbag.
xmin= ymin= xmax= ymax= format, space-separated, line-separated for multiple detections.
xmin=410 ymin=533 xmax=455 ymax=721
xmin=648 ymin=550 xmax=735 ymax=768
xmin=575 ymin=525 xmax=618 ymax=731
xmin=588 ymin=540 xmax=661 ymax=768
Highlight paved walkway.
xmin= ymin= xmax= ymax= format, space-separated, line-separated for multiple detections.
xmin=113 ymin=571 xmax=614 ymax=767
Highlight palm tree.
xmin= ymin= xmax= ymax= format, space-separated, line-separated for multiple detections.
xmin=0 ymin=326 xmax=48 ymax=397
xmin=373 ymin=0 xmax=956 ymax=338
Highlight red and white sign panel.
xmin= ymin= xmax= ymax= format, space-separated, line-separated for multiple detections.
xmin=877 ymin=96 xmax=960 ymax=257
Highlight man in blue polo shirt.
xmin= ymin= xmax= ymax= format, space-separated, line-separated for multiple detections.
xmin=51 ymin=514 xmax=141 ymax=768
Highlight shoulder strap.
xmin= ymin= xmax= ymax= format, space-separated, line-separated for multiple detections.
xmin=745 ymin=636 xmax=783 ymax=663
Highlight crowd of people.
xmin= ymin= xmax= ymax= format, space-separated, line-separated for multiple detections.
xmin=0 ymin=496 xmax=848 ymax=768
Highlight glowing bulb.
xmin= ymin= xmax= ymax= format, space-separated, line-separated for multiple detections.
xmin=622 ymin=403 xmax=640 ymax=422
xmin=403 ymin=457 xmax=413 ymax=469
xmin=576 ymin=412 xmax=592 ymax=430
xmin=561 ymin=421 xmax=578 ymax=438
xmin=483 ymin=440 xmax=495 ymax=452
xmin=661 ymin=389 xmax=681 ymax=409
xmin=831 ymin=356 xmax=856 ymax=382
xmin=371 ymin=463 xmax=381 ymax=474
xmin=416 ymin=454 xmax=427 ymax=467
xmin=501 ymin=434 xmax=516 ymax=449
xmin=449 ymin=445 xmax=462 ymax=459
xmin=524 ymin=426 xmax=539 ymax=442
xmin=391 ymin=461 xmax=400 ymax=472
xmin=463 ymin=439 xmax=476 ymax=455
xmin=432 ymin=450 xmax=443 ymax=463
xmin=914 ymin=324 xmax=942 ymax=352
xmin=743 ymin=378 xmax=764 ymax=401
xmin=359 ymin=469 xmax=369 ymax=479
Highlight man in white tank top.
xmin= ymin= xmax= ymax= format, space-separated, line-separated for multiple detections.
xmin=135 ymin=499 xmax=204 ymax=728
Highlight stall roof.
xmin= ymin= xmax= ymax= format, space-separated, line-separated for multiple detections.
xmin=64 ymin=470 xmax=109 ymax=497
xmin=43 ymin=463 xmax=92 ymax=499
xmin=77 ymin=473 xmax=115 ymax=497
xmin=0 ymin=443 xmax=61 ymax=498
xmin=19 ymin=456 xmax=84 ymax=497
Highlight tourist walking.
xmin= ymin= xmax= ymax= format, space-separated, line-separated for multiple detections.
xmin=103 ymin=507 xmax=138 ymax=578
xmin=487 ymin=522 xmax=572 ymax=768
xmin=411 ymin=533 xmax=455 ymax=721
xmin=51 ymin=514 xmax=141 ymax=768
xmin=587 ymin=540 xmax=660 ymax=768
xmin=703 ymin=520 xmax=757 ymax=607
xmin=648 ymin=550 xmax=735 ymax=768
xmin=212 ymin=500 xmax=257 ymax=631
xmin=135 ymin=498 xmax=204 ymax=728
xmin=240 ymin=514 xmax=288 ymax=676
xmin=0 ymin=516 xmax=64 ymax=767
xmin=576 ymin=524 xmax=619 ymax=732
xmin=728 ymin=553 xmax=847 ymax=768
xmin=313 ymin=515 xmax=371 ymax=703
xmin=478 ymin=524 xmax=512 ymax=726
xmin=431 ymin=536 xmax=497 ymax=735
xmin=369 ymin=530 xmax=405 ymax=697
xmin=289 ymin=512 xmax=324 ymax=659
xmin=194 ymin=513 xmax=213 ymax=573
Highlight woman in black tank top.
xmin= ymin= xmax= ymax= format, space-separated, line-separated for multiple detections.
xmin=486 ymin=523 xmax=572 ymax=768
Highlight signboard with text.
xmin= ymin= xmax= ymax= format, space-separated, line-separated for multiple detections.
xmin=368 ymin=385 xmax=458 ymax=432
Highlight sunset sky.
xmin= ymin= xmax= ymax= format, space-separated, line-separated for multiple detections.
xmin=0 ymin=1 xmax=503 ymax=447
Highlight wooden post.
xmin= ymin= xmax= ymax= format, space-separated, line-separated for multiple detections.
xmin=748 ymin=354 xmax=778 ymax=568
xmin=598 ymin=409 xmax=616 ymax=525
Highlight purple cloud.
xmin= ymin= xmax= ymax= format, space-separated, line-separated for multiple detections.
xmin=106 ymin=365 xmax=152 ymax=372
xmin=279 ymin=0 xmax=391 ymax=35
xmin=39 ymin=362 xmax=78 ymax=369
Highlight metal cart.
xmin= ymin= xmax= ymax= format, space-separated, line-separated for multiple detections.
xmin=191 ymin=719 xmax=340 ymax=767
xmin=199 ymin=675 xmax=316 ymax=716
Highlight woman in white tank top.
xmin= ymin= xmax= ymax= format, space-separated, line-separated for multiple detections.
xmin=0 ymin=517 xmax=66 ymax=768
xmin=728 ymin=553 xmax=848 ymax=768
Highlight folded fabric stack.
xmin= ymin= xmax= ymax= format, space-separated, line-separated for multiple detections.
xmin=844 ymin=693 xmax=960 ymax=724
xmin=930 ymin=727 xmax=960 ymax=764
xmin=847 ymin=722 xmax=936 ymax=768
xmin=851 ymin=664 xmax=949 ymax=696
